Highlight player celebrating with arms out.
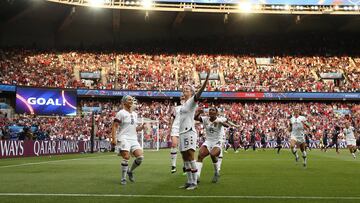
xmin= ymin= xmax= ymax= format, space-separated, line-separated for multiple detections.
xmin=178 ymin=70 xmax=210 ymax=190
xmin=194 ymin=107 xmax=228 ymax=183
xmin=289 ymin=107 xmax=310 ymax=168
xmin=343 ymin=121 xmax=358 ymax=159
xmin=111 ymin=95 xmax=145 ymax=185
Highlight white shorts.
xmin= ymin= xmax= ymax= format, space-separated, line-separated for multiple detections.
xmin=170 ymin=127 xmax=179 ymax=137
xmin=290 ymin=135 xmax=305 ymax=144
xmin=179 ymin=131 xmax=197 ymax=152
xmin=115 ymin=139 xmax=142 ymax=154
xmin=170 ymin=133 xmax=179 ymax=137
xmin=202 ymin=140 xmax=222 ymax=152
xmin=346 ymin=139 xmax=356 ymax=146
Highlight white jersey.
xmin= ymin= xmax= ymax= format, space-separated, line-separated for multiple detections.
xmin=179 ymin=96 xmax=198 ymax=134
xmin=344 ymin=126 xmax=356 ymax=142
xmin=201 ymin=116 xmax=227 ymax=142
xmin=220 ymin=126 xmax=226 ymax=143
xmin=290 ymin=115 xmax=307 ymax=138
xmin=170 ymin=105 xmax=181 ymax=136
xmin=115 ymin=109 xmax=138 ymax=141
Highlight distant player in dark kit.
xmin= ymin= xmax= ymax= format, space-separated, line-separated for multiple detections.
xmin=274 ymin=133 xmax=283 ymax=154
xmin=305 ymin=133 xmax=312 ymax=151
xmin=326 ymin=126 xmax=340 ymax=154
xmin=260 ymin=130 xmax=266 ymax=151
xmin=225 ymin=128 xmax=239 ymax=153
xmin=321 ymin=129 xmax=329 ymax=152
xmin=245 ymin=128 xmax=257 ymax=151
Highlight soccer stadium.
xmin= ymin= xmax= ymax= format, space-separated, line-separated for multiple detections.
xmin=0 ymin=0 xmax=360 ymax=202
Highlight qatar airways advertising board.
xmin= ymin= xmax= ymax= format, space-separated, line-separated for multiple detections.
xmin=16 ymin=87 xmax=77 ymax=116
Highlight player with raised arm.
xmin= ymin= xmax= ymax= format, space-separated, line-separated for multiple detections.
xmin=343 ymin=121 xmax=358 ymax=159
xmin=289 ymin=107 xmax=310 ymax=168
xmin=194 ymin=107 xmax=228 ymax=183
xmin=178 ymin=70 xmax=210 ymax=190
xmin=169 ymin=95 xmax=185 ymax=174
xmin=111 ymin=95 xmax=145 ymax=185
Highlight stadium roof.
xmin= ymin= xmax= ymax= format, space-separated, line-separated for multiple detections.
xmin=1 ymin=0 xmax=360 ymax=47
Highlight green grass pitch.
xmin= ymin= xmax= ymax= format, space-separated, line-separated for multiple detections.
xmin=0 ymin=149 xmax=359 ymax=203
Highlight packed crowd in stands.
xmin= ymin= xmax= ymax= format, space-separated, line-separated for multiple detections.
xmin=1 ymin=100 xmax=359 ymax=144
xmin=1 ymin=49 xmax=359 ymax=92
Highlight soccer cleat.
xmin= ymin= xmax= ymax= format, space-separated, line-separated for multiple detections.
xmin=120 ymin=179 xmax=126 ymax=185
xmin=171 ymin=166 xmax=177 ymax=174
xmin=127 ymin=171 xmax=135 ymax=182
xmin=224 ymin=150 xmax=228 ymax=153
xmin=303 ymin=162 xmax=307 ymax=168
xmin=178 ymin=183 xmax=191 ymax=189
xmin=212 ymin=172 xmax=220 ymax=183
xmin=234 ymin=150 xmax=239 ymax=154
xmin=186 ymin=183 xmax=198 ymax=190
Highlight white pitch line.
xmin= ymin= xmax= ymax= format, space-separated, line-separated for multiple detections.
xmin=0 ymin=154 xmax=113 ymax=169
xmin=0 ymin=193 xmax=359 ymax=200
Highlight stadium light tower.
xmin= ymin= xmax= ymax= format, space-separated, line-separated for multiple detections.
xmin=238 ymin=1 xmax=252 ymax=13
xmin=88 ymin=0 xmax=105 ymax=7
xmin=142 ymin=0 xmax=153 ymax=9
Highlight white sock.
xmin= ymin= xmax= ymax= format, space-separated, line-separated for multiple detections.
xmin=121 ymin=159 xmax=129 ymax=180
xmin=170 ymin=147 xmax=177 ymax=167
xmin=292 ymin=148 xmax=298 ymax=158
xmin=185 ymin=161 xmax=192 ymax=184
xmin=217 ymin=157 xmax=223 ymax=171
xmin=302 ymin=151 xmax=307 ymax=164
xmin=190 ymin=160 xmax=198 ymax=185
xmin=196 ymin=162 xmax=203 ymax=179
xmin=352 ymin=153 xmax=356 ymax=158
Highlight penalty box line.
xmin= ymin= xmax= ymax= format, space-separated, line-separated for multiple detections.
xmin=0 ymin=193 xmax=359 ymax=200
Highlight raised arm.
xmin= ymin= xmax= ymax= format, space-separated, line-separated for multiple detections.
xmin=194 ymin=70 xmax=210 ymax=102
xmin=224 ymin=120 xmax=241 ymax=128
xmin=194 ymin=109 xmax=204 ymax=122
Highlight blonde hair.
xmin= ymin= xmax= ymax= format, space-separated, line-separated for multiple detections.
xmin=121 ymin=95 xmax=134 ymax=104
xmin=184 ymin=84 xmax=196 ymax=94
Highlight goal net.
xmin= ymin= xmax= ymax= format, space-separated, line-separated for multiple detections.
xmin=137 ymin=117 xmax=160 ymax=151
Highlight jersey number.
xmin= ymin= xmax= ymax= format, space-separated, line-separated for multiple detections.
xmin=209 ymin=128 xmax=215 ymax=134
xmin=184 ymin=138 xmax=189 ymax=146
